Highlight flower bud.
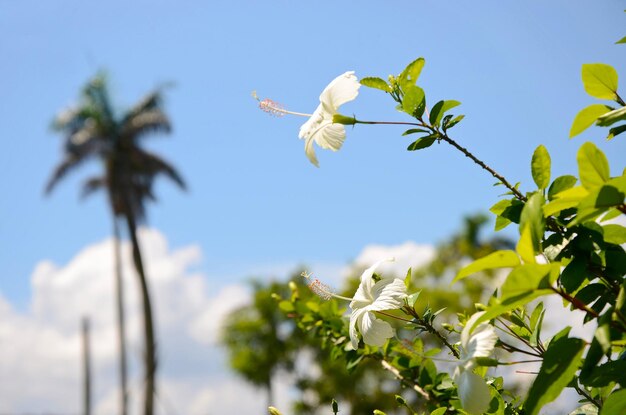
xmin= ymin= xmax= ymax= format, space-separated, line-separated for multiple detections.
xmin=332 ymin=113 xmax=357 ymax=125
xmin=268 ymin=407 xmax=283 ymax=415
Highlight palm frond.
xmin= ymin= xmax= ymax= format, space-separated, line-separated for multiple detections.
xmin=44 ymin=156 xmax=84 ymax=195
xmin=136 ymin=150 xmax=187 ymax=191
xmin=80 ymin=176 xmax=107 ymax=200
xmin=121 ymin=109 xmax=171 ymax=141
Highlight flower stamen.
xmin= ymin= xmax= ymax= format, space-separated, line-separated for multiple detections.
xmin=301 ymin=271 xmax=352 ymax=302
xmin=253 ymin=91 xmax=313 ymax=118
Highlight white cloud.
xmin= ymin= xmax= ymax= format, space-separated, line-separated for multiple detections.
xmin=0 ymin=228 xmax=264 ymax=415
xmin=350 ymin=241 xmax=436 ymax=278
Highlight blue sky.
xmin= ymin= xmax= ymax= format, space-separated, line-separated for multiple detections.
xmin=2 ymin=0 xmax=625 ymax=307
xmin=1 ymin=1 xmax=626 ymax=413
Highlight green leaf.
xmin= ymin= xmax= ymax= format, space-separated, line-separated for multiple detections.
xmin=601 ymin=389 xmax=626 ymax=415
xmin=577 ymin=142 xmax=610 ymax=191
xmin=607 ymin=124 xmax=626 ymax=140
xmin=597 ymin=106 xmax=626 ymax=127
xmin=399 ymin=57 xmax=425 ymax=88
xmin=603 ymin=224 xmax=626 ymax=244
xmin=581 ymin=63 xmax=619 ymax=100
xmin=407 ymin=135 xmax=437 ymax=151
xmin=616 ymin=36 xmax=626 ymax=45
xmin=429 ymin=100 xmax=461 ymax=126
xmin=529 ymin=302 xmax=545 ymax=347
xmin=406 ymin=291 xmax=421 ymax=308
xmin=402 ymin=84 xmax=426 ymax=117
xmin=560 ymin=256 xmax=588 ymax=293
xmin=517 ymin=226 xmax=536 ymax=264
xmin=471 ymin=290 xmax=550 ymax=331
xmin=543 ymin=186 xmax=589 ymax=216
xmin=430 ymin=408 xmax=447 ymax=415
xmin=570 ymin=404 xmax=599 ymax=415
xmin=454 ymin=250 xmax=520 ymax=283
xmin=445 ymin=114 xmax=465 ymax=130
xmin=519 ymin=193 xmax=545 ymax=252
xmin=570 ymin=104 xmax=613 ymax=137
xmin=501 ymin=263 xmax=558 ymax=299
xmin=524 ymin=337 xmax=585 ymax=415
xmin=531 ymin=145 xmax=551 ymax=190
xmin=585 ymin=360 xmax=626 ymax=387
xmin=360 ymin=77 xmax=391 ymax=93
xmin=547 ymin=175 xmax=577 ymax=201
xmin=490 ymin=198 xmax=523 ymax=230
xmin=402 ymin=128 xmax=429 ymax=136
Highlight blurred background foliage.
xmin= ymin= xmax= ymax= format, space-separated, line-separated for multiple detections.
xmin=221 ymin=214 xmax=514 ymax=414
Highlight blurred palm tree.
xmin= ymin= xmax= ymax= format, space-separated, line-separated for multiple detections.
xmin=45 ymin=73 xmax=186 ymax=415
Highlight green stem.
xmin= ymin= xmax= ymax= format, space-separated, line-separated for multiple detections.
xmin=402 ymin=306 xmax=460 ymax=358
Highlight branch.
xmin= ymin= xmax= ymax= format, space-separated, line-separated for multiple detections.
xmin=439 ymin=133 xmax=526 ymax=202
xmin=380 ymin=359 xmax=430 ymax=401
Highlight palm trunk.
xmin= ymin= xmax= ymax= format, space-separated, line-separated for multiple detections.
xmin=124 ymin=212 xmax=157 ymax=415
xmin=113 ymin=218 xmax=129 ymax=415
xmin=82 ymin=317 xmax=92 ymax=415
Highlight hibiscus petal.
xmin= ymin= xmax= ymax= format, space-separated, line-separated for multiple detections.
xmin=315 ymin=123 xmax=345 ymax=151
xmin=298 ymin=105 xmax=324 ymax=140
xmin=360 ymin=311 xmax=395 ymax=347
xmin=358 ymin=259 xmax=394 ymax=296
xmin=349 ymin=308 xmax=368 ymax=349
xmin=304 ymin=135 xmax=319 ymax=167
xmin=462 ymin=312 xmax=498 ymax=361
xmin=368 ymin=278 xmax=407 ymax=312
xmin=455 ymin=370 xmax=492 ymax=415
xmin=319 ymin=71 xmax=360 ymax=112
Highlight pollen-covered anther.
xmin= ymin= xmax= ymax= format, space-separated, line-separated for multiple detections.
xmin=301 ymin=271 xmax=333 ymax=301
xmin=259 ymin=98 xmax=286 ymax=117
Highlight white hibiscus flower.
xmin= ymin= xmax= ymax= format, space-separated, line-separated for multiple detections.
xmin=298 ymin=71 xmax=360 ymax=166
xmin=453 ymin=312 xmax=498 ymax=415
xmin=349 ymin=258 xmax=407 ymax=349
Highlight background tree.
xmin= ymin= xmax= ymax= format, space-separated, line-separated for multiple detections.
xmin=46 ymin=73 xmax=186 ymax=415
xmin=222 ymin=215 xmax=511 ymax=414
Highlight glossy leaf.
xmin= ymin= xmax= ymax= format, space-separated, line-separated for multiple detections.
xmin=429 ymin=100 xmax=461 ymax=126
xmin=516 ymin=226 xmax=536 ymax=264
xmin=585 ymin=360 xmax=626 ymax=387
xmin=360 ymin=77 xmax=391 ymax=93
xmin=601 ymin=389 xmax=626 ymax=415
xmin=531 ymin=145 xmax=551 ymax=190
xmin=407 ymin=135 xmax=437 ymax=151
xmin=454 ymin=250 xmax=520 ymax=283
xmin=560 ymin=256 xmax=588 ymax=293
xmin=471 ymin=289 xmax=551 ymax=332
xmin=581 ymin=63 xmax=618 ymax=100
xmin=547 ymin=175 xmax=577 ymax=201
xmin=402 ymin=84 xmax=426 ymax=117
xmin=596 ymin=106 xmax=626 ymax=127
xmin=501 ymin=263 xmax=558 ymax=299
xmin=577 ymin=142 xmax=609 ymax=191
xmin=399 ymin=57 xmax=425 ymax=88
xmin=607 ymin=124 xmax=626 ymax=140
xmin=402 ymin=128 xmax=429 ymax=136
xmin=570 ymin=104 xmax=612 ymax=137
xmin=524 ymin=337 xmax=585 ymax=415
xmin=445 ymin=114 xmax=465 ymax=130
xmin=603 ymin=224 xmax=626 ymax=244
xmin=520 ymin=193 xmax=545 ymax=252
xmin=543 ymin=186 xmax=588 ymax=216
